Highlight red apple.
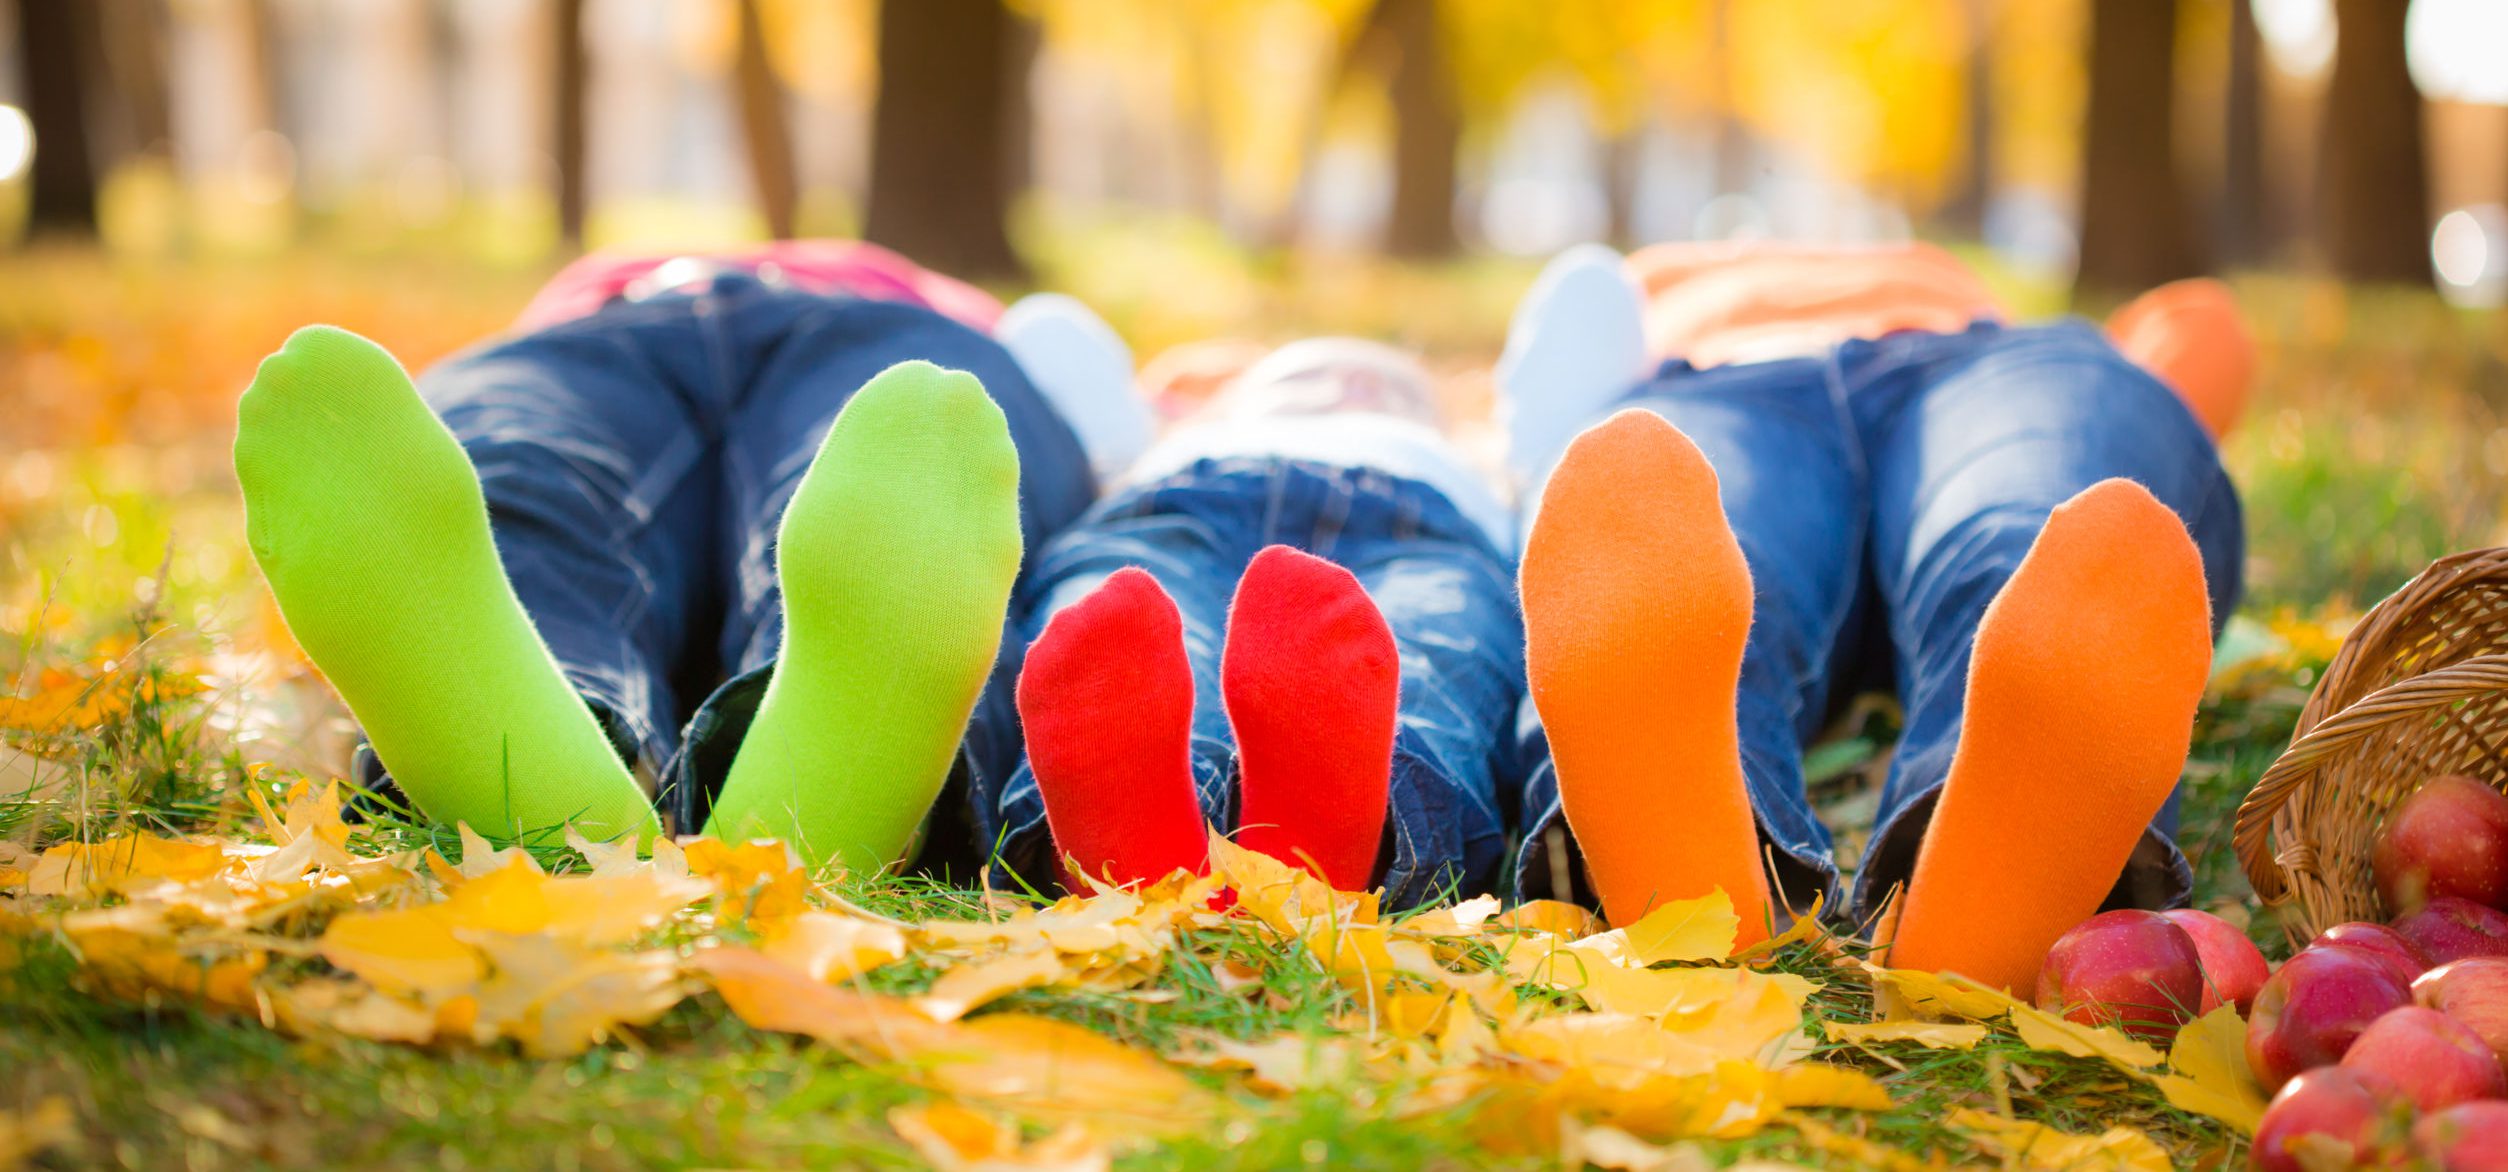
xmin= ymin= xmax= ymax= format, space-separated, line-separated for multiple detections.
xmin=2414 ymin=957 xmax=2508 ymax=1068
xmin=2396 ymin=897 xmax=2508 ymax=965
xmin=2247 ymin=946 xmax=2415 ymax=1091
xmin=2035 ymin=909 xmax=2206 ymax=1043
xmin=2339 ymin=1006 xmax=2508 ymax=1110
xmin=2374 ymin=774 xmax=2508 ymax=913
xmin=2313 ymin=922 xmax=2432 ymax=987
xmin=2250 ymin=1067 xmax=2408 ymax=1172
xmin=2416 ymin=1101 xmax=2508 ymax=1172
xmin=2164 ymin=908 xmax=2271 ymax=1014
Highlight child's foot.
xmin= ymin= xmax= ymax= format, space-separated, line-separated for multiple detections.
xmin=1225 ymin=546 xmax=1397 ymax=890
xmin=1519 ymin=409 xmax=1772 ymax=941
xmin=706 ymin=361 xmax=1023 ymax=872
xmin=1886 ymin=479 xmax=2213 ymax=993
xmin=1496 ymin=244 xmax=1650 ymax=484
xmin=996 ymin=293 xmax=1153 ymax=478
xmin=1016 ymin=568 xmax=1208 ymax=889
xmin=234 ymin=326 xmax=656 ymax=843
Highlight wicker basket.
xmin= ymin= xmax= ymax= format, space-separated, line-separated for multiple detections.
xmin=2233 ymin=547 xmax=2508 ymax=942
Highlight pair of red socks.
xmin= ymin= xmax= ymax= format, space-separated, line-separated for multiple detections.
xmin=1015 ymin=547 xmax=1399 ymax=891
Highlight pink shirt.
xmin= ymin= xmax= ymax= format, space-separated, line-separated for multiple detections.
xmin=515 ymin=241 xmax=1004 ymax=333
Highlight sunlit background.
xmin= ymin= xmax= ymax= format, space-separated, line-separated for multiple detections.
xmin=0 ymin=0 xmax=2502 ymax=301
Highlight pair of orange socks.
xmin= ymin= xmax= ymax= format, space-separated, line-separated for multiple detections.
xmin=1520 ymin=410 xmax=2213 ymax=987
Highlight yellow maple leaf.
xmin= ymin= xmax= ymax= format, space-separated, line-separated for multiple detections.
xmin=1494 ymin=898 xmax=1607 ymax=940
xmin=916 ymin=950 xmax=1068 ymax=1023
xmin=319 ymin=906 xmax=484 ymax=999
xmin=1856 ymin=962 xmax=2020 ymax=1022
xmin=1821 ymin=1019 xmax=1990 ymax=1050
xmin=928 ymin=1014 xmax=1217 ymax=1135
xmin=1948 ymin=1108 xmax=2172 ymax=1171
xmin=273 ymin=979 xmax=438 ymax=1044
xmin=887 ymin=1102 xmax=1110 ymax=1172
xmin=462 ymin=933 xmax=684 ymax=1057
xmin=692 ymin=946 xmax=948 ymax=1054
xmin=1188 ymin=1033 xmax=1363 ymax=1094
xmin=2007 ymin=1002 xmax=2165 ymax=1071
xmin=1571 ymin=890 xmax=1740 ymax=966
xmin=682 ymin=837 xmax=811 ymax=923
xmin=760 ymin=910 xmax=907 ymax=983
xmin=27 ymin=833 xmax=227 ymax=897
xmin=1772 ymin=1064 xmax=1893 ymax=1112
xmin=2156 ymin=1006 xmax=2266 ymax=1134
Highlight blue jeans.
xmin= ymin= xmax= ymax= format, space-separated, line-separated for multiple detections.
xmin=1512 ymin=321 xmax=2244 ymax=925
xmin=351 ymin=275 xmax=1096 ymax=867
xmin=986 ymin=459 xmax=1526 ymax=910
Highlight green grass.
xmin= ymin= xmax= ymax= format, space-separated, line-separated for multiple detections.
xmin=4 ymin=247 xmax=2505 ymax=1167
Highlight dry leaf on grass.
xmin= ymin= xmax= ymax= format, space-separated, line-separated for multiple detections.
xmin=2155 ymin=1006 xmax=2266 ymax=1134
xmin=1948 ymin=1108 xmax=2172 ymax=1171
xmin=888 ymin=1102 xmax=1110 ymax=1172
xmin=1821 ymin=1019 xmax=1989 ymax=1050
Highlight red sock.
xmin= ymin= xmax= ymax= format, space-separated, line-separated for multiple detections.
xmin=1223 ymin=545 xmax=1398 ymax=890
xmin=1015 ymin=567 xmax=1207 ymax=890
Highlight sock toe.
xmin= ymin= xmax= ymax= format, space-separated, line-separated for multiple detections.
xmin=1017 ymin=567 xmax=1206 ymax=889
xmin=1225 ymin=545 xmax=1398 ymax=890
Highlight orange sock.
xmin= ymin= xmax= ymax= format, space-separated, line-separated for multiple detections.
xmin=2105 ymin=277 xmax=2254 ymax=441
xmin=1885 ymin=479 xmax=2213 ymax=993
xmin=1521 ymin=409 xmax=1773 ymax=944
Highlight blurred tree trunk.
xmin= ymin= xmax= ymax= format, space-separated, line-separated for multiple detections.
xmin=2075 ymin=0 xmax=2205 ymax=297
xmin=2218 ymin=0 xmax=2266 ymax=266
xmin=552 ymin=0 xmax=589 ymax=245
xmin=733 ymin=0 xmax=796 ymax=239
xmin=1939 ymin=0 xmax=1993 ymax=238
xmin=2319 ymin=0 xmax=2431 ymax=286
xmin=865 ymin=0 xmax=1025 ymax=279
xmin=17 ymin=0 xmax=102 ymax=238
xmin=1376 ymin=0 xmax=1457 ymax=257
xmin=1707 ymin=0 xmax=1750 ymax=197
xmin=96 ymin=0 xmax=174 ymax=166
xmin=1603 ymin=129 xmax=1640 ymax=248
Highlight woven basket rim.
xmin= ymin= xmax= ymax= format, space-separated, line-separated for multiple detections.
xmin=2232 ymin=545 xmax=2508 ymax=934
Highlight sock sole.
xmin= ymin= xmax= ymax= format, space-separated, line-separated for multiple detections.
xmin=1520 ymin=409 xmax=1773 ymax=942
xmin=234 ymin=325 xmax=655 ymax=844
xmin=1885 ymin=478 xmax=2214 ymax=992
xmin=705 ymin=360 xmax=1022 ymax=871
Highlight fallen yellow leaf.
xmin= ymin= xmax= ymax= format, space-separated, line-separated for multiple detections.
xmin=916 ymin=950 xmax=1068 ymax=1022
xmin=927 ymin=1014 xmax=1217 ymax=1134
xmin=319 ymin=906 xmax=483 ymax=999
xmin=2155 ymin=1006 xmax=2266 ymax=1134
xmin=1573 ymin=891 xmax=1740 ymax=966
xmin=760 ymin=910 xmax=908 ymax=983
xmin=887 ymin=1102 xmax=1110 ymax=1172
xmin=2007 ymin=1002 xmax=2165 ymax=1071
xmin=1821 ymin=1019 xmax=1990 ymax=1050
xmin=1948 ymin=1108 xmax=2172 ymax=1171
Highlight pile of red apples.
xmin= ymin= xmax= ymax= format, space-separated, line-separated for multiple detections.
xmin=2033 ymin=775 xmax=2508 ymax=1169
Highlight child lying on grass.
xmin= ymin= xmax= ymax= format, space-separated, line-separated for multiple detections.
xmin=1002 ymin=339 xmax=1526 ymax=910
xmin=1498 ymin=242 xmax=2251 ymax=992
xmin=234 ymin=244 xmax=1140 ymax=874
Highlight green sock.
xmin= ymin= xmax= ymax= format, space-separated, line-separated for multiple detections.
xmin=234 ymin=326 xmax=658 ymax=844
xmin=704 ymin=360 xmax=1022 ymax=872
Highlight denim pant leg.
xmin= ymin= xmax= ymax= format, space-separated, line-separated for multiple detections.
xmin=991 ymin=479 xmax=1251 ymax=888
xmin=1336 ymin=485 xmax=1523 ymax=910
xmin=1511 ymin=360 xmax=1867 ymax=915
xmin=393 ymin=301 xmax=730 ymax=789
xmin=1847 ymin=321 xmax=2245 ymax=922
xmin=654 ymin=289 xmax=1099 ymax=862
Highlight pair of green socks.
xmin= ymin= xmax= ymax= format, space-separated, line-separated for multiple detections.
xmin=234 ymin=326 xmax=1021 ymax=870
